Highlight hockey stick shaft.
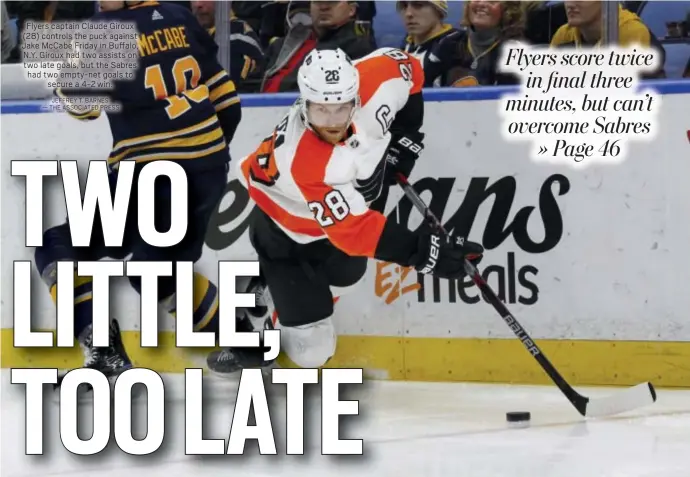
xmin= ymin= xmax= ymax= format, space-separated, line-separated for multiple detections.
xmin=395 ymin=173 xmax=588 ymax=413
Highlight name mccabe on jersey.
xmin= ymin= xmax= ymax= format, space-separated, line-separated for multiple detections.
xmin=136 ymin=26 xmax=190 ymax=57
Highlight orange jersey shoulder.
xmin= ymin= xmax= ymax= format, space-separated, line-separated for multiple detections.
xmin=355 ymin=48 xmax=424 ymax=106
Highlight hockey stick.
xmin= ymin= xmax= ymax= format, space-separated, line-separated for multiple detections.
xmin=395 ymin=173 xmax=657 ymax=418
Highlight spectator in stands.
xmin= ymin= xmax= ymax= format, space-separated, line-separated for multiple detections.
xmin=353 ymin=1 xmax=378 ymax=51
xmin=191 ymin=0 xmax=264 ymax=92
xmin=425 ymin=0 xmax=524 ymax=87
xmin=5 ymin=1 xmax=96 ymax=62
xmin=236 ymin=1 xmax=287 ymax=47
xmin=232 ymin=1 xmax=376 ymax=50
xmin=522 ymin=1 xmax=568 ymax=45
xmin=550 ymin=1 xmax=666 ymax=77
xmin=260 ymin=0 xmax=374 ymax=93
xmin=397 ymin=1 xmax=458 ymax=86
xmin=2 ymin=1 xmax=15 ymax=63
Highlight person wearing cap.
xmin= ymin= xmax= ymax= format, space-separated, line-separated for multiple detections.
xmin=397 ymin=1 xmax=458 ymax=86
xmin=426 ymin=0 xmax=525 ymax=87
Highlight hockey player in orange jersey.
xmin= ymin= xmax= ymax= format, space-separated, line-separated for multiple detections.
xmin=207 ymin=47 xmax=483 ymax=374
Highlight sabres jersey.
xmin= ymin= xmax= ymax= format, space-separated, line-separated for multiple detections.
xmin=236 ymin=48 xmax=424 ymax=257
xmin=400 ymin=24 xmax=457 ymax=86
xmin=207 ymin=18 xmax=264 ymax=91
xmin=56 ymin=1 xmax=240 ymax=170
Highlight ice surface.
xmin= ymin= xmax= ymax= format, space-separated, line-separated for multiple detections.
xmin=1 ymin=370 xmax=688 ymax=477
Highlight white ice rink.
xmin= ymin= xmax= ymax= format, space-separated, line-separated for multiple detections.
xmin=2 ymin=370 xmax=688 ymax=477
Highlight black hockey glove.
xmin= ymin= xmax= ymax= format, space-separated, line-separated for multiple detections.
xmin=385 ymin=131 xmax=425 ymax=185
xmin=414 ymin=233 xmax=484 ymax=280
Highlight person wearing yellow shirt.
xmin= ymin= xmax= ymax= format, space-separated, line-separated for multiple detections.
xmin=550 ymin=1 xmax=665 ymax=78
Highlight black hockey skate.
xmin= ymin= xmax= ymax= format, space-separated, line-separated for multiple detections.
xmin=206 ymin=343 xmax=276 ymax=376
xmin=53 ymin=318 xmax=134 ymax=400
xmin=207 ymin=277 xmax=277 ymax=376
xmin=207 ymin=311 xmax=277 ymax=376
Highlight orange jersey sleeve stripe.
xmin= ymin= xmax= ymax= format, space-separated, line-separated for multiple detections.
xmin=240 ymin=156 xmax=324 ymax=237
xmin=356 ymin=53 xmax=424 ymax=106
xmin=290 ymin=131 xmax=386 ymax=257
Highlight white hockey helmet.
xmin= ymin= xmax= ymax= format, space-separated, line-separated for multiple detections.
xmin=297 ymin=48 xmax=360 ymax=129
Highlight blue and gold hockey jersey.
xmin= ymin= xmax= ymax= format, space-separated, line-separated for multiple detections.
xmin=207 ymin=17 xmax=264 ymax=93
xmin=56 ymin=1 xmax=241 ymax=170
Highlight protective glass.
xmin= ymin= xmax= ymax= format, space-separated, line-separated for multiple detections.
xmin=306 ymin=100 xmax=356 ymax=127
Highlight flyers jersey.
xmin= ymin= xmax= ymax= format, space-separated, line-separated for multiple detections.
xmin=237 ymin=48 xmax=424 ymax=258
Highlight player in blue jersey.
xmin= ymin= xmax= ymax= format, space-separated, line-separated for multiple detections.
xmin=34 ymin=1 xmax=241 ymax=387
xmin=191 ymin=0 xmax=265 ymax=92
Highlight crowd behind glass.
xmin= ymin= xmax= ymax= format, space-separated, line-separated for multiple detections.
xmin=2 ymin=1 xmax=689 ymax=94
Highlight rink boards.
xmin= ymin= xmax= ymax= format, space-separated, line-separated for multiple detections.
xmin=1 ymin=84 xmax=689 ymax=387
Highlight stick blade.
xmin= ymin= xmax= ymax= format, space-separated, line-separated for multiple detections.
xmin=584 ymin=382 xmax=657 ymax=418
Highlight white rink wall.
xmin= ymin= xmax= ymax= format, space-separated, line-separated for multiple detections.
xmin=3 ymin=87 xmax=689 ymax=340
xmin=1 ymin=84 xmax=689 ymax=386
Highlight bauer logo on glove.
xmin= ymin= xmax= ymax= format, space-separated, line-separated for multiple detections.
xmin=418 ymin=235 xmax=441 ymax=274
xmin=414 ymin=233 xmax=484 ymax=280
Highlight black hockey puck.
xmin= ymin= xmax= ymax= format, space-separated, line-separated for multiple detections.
xmin=506 ymin=411 xmax=531 ymax=422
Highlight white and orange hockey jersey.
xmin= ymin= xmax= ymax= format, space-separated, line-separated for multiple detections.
xmin=236 ymin=48 xmax=424 ymax=258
